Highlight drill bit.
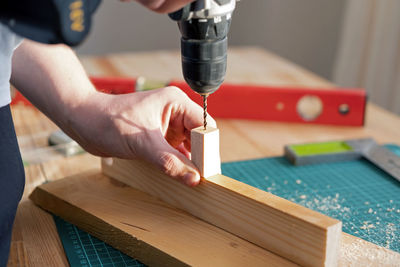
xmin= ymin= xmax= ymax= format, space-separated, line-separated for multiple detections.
xmin=202 ymin=94 xmax=208 ymax=130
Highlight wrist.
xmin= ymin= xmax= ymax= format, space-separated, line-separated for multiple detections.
xmin=62 ymin=88 xmax=104 ymax=137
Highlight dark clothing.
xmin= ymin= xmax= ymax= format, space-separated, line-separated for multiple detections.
xmin=0 ymin=105 xmax=25 ymax=266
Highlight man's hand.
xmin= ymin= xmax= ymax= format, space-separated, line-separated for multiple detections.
xmin=70 ymin=86 xmax=216 ymax=186
xmin=132 ymin=0 xmax=194 ymax=13
xmin=11 ymin=40 xmax=215 ymax=187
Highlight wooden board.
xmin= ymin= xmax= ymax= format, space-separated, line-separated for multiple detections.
xmin=102 ymin=158 xmax=342 ymax=267
xmin=30 ymin=171 xmax=296 ymax=267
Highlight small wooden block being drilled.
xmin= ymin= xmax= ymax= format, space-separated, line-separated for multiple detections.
xmin=191 ymin=126 xmax=221 ymax=178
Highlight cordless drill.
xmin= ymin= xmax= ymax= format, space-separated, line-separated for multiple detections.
xmin=1 ymin=0 xmax=236 ymax=130
xmin=169 ymin=0 xmax=236 ymax=129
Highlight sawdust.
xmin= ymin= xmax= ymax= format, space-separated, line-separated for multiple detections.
xmin=360 ymin=221 xmax=375 ymax=230
xmin=275 ymin=176 xmax=400 ymax=252
xmin=295 ymin=193 xmax=352 ymax=218
xmin=368 ymin=208 xmax=373 ymax=214
xmin=384 ymin=223 xmax=397 ymax=249
xmin=340 ymin=237 xmax=400 ymax=267
xmin=266 ymin=182 xmax=276 ymax=192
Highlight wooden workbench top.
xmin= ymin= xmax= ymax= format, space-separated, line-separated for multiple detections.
xmin=8 ymin=47 xmax=400 ymax=266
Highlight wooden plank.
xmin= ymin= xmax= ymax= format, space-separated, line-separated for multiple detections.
xmin=191 ymin=126 xmax=221 ymax=178
xmin=102 ymin=158 xmax=342 ymax=267
xmin=30 ymin=171 xmax=296 ymax=267
xmin=10 ymin=201 xmax=68 ymax=267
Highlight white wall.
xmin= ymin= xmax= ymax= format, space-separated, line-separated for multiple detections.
xmin=76 ymin=0 xmax=346 ymax=79
xmin=229 ymin=1 xmax=346 ymax=79
xmin=76 ymin=1 xmax=181 ymax=54
xmin=333 ymin=0 xmax=400 ymax=115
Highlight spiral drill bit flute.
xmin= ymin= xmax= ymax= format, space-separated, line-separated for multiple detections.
xmin=202 ymin=94 xmax=208 ymax=129
xmin=169 ymin=0 xmax=237 ymax=130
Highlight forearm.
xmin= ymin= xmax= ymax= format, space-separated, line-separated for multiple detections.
xmin=11 ymin=39 xmax=96 ymax=133
xmin=10 ymin=38 xmax=211 ymax=186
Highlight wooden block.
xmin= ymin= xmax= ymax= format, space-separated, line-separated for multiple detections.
xmin=30 ymin=171 xmax=296 ymax=267
xmin=191 ymin=126 xmax=221 ymax=177
xmin=102 ymin=158 xmax=342 ymax=267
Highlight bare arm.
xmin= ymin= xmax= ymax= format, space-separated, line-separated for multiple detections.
xmin=11 ymin=39 xmax=214 ymax=186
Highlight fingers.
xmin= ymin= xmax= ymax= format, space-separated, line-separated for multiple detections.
xmin=170 ymin=87 xmax=217 ymax=130
xmin=161 ymin=86 xmax=217 ymax=144
xmin=145 ymin=130 xmax=200 ymax=187
xmin=176 ymin=143 xmax=190 ymax=159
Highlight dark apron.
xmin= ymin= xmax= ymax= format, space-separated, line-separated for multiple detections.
xmin=0 ymin=105 xmax=25 ymax=266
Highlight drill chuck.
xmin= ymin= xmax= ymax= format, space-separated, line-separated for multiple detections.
xmin=170 ymin=0 xmax=235 ymax=95
xmin=180 ymin=29 xmax=228 ymax=95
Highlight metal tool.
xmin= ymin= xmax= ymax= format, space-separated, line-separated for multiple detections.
xmin=169 ymin=0 xmax=237 ymax=128
xmin=285 ymin=138 xmax=400 ymax=182
xmin=19 ymin=130 xmax=84 ymax=165
xmin=48 ymin=129 xmax=84 ymax=157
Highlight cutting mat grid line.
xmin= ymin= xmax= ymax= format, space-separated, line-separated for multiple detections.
xmin=54 ymin=216 xmax=144 ymax=267
xmin=54 ymin=144 xmax=400 ymax=267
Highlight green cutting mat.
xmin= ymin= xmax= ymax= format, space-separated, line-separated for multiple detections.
xmin=54 ymin=144 xmax=400 ymax=267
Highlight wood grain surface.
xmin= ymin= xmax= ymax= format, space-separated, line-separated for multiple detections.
xmin=102 ymin=158 xmax=341 ymax=266
xmin=30 ymin=171 xmax=298 ymax=267
xmin=191 ymin=126 xmax=221 ymax=178
xmin=8 ymin=47 xmax=400 ymax=266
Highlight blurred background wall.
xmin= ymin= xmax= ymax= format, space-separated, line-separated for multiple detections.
xmin=76 ymin=0 xmax=400 ymax=115
xmin=76 ymin=0 xmax=346 ymax=79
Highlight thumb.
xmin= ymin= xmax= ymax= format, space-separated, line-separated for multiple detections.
xmin=146 ymin=131 xmax=201 ymax=187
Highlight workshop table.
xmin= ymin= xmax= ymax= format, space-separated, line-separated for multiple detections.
xmin=7 ymin=47 xmax=400 ymax=266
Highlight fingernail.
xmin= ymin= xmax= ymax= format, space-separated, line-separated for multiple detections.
xmin=183 ymin=172 xmax=199 ymax=187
